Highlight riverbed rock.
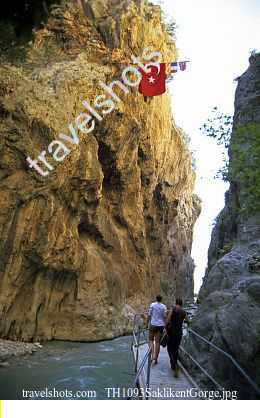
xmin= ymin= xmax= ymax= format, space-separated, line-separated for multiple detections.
xmin=183 ymin=53 xmax=260 ymax=399
xmin=0 ymin=338 xmax=41 ymax=361
xmin=0 ymin=361 xmax=10 ymax=367
xmin=0 ymin=0 xmax=200 ymax=342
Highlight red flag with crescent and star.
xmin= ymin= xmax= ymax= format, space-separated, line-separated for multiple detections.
xmin=138 ymin=63 xmax=166 ymax=97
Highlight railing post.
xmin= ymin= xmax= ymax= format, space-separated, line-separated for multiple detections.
xmin=135 ymin=324 xmax=141 ymax=373
xmin=145 ymin=348 xmax=152 ymax=400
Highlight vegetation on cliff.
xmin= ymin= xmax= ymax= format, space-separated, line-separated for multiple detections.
xmin=202 ymin=109 xmax=260 ymax=215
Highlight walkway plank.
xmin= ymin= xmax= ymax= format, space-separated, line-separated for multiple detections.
xmin=133 ymin=343 xmax=199 ymax=400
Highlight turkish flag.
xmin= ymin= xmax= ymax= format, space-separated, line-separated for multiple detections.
xmin=138 ymin=63 xmax=166 ymax=97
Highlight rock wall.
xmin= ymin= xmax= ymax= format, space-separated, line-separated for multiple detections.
xmin=0 ymin=0 xmax=199 ymax=342
xmin=184 ymin=53 xmax=260 ymax=399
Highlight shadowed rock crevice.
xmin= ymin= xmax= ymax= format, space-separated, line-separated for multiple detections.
xmin=0 ymin=0 xmax=62 ymax=63
xmin=97 ymin=141 xmax=122 ymax=191
xmin=78 ymin=220 xmax=113 ymax=251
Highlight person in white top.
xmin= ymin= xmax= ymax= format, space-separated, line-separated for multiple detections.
xmin=148 ymin=295 xmax=167 ymax=364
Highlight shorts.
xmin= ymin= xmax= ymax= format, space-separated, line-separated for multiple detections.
xmin=149 ymin=325 xmax=164 ymax=342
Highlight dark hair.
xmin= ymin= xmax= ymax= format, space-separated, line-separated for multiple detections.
xmin=176 ymin=298 xmax=183 ymax=306
xmin=156 ymin=295 xmax=162 ymax=302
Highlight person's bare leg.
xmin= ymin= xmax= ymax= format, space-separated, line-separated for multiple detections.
xmin=149 ymin=339 xmax=155 ymax=361
xmin=153 ymin=334 xmax=160 ymax=363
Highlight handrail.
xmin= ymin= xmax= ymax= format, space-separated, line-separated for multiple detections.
xmin=133 ymin=346 xmax=152 ymax=387
xmin=186 ymin=328 xmax=260 ymax=397
xmin=180 ymin=346 xmax=223 ymax=391
xmin=130 ymin=314 xmax=152 ymax=399
xmin=130 ymin=311 xmax=260 ymax=399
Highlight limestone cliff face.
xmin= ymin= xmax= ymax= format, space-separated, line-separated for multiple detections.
xmin=184 ymin=54 xmax=260 ymax=398
xmin=0 ymin=0 xmax=199 ymax=342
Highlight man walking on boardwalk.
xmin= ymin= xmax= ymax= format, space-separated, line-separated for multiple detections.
xmin=148 ymin=295 xmax=167 ymax=365
xmin=166 ymin=298 xmax=188 ymax=377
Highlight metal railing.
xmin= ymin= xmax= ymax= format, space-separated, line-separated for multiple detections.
xmin=132 ymin=314 xmax=147 ymax=372
xmin=130 ymin=314 xmax=152 ymax=399
xmin=129 ymin=311 xmax=260 ymax=400
xmin=179 ymin=345 xmax=224 ymax=391
xmin=132 ymin=346 xmax=152 ymax=399
xmin=181 ymin=327 xmax=260 ymax=397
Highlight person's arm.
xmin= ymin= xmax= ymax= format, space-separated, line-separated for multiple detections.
xmin=167 ymin=307 xmax=173 ymax=323
xmin=165 ymin=309 xmax=172 ymax=333
xmin=147 ymin=305 xmax=152 ymax=328
xmin=163 ymin=306 xmax=168 ymax=325
xmin=184 ymin=312 xmax=190 ymax=326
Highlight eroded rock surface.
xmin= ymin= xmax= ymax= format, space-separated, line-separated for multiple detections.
xmin=0 ymin=0 xmax=199 ymax=341
xmin=183 ymin=53 xmax=260 ymax=399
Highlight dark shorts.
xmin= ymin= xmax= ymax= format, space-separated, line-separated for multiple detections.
xmin=149 ymin=325 xmax=164 ymax=342
xmin=167 ymin=332 xmax=182 ymax=348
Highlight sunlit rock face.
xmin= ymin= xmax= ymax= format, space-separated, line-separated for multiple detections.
xmin=183 ymin=54 xmax=260 ymax=399
xmin=0 ymin=0 xmax=199 ymax=342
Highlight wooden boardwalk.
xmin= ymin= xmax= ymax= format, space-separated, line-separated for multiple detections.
xmin=133 ymin=343 xmax=199 ymax=400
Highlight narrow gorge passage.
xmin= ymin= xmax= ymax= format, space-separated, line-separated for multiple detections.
xmin=0 ymin=0 xmax=259 ymax=405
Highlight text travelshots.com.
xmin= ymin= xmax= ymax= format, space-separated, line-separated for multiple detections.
xmin=22 ymin=388 xmax=96 ymax=399
xmin=27 ymin=48 xmax=161 ymax=177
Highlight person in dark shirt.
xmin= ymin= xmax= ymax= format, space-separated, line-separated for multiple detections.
xmin=166 ymin=298 xmax=188 ymax=377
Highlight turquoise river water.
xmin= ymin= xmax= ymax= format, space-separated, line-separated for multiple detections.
xmin=0 ymin=336 xmax=134 ymax=400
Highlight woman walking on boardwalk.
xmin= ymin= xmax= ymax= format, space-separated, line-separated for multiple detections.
xmin=148 ymin=295 xmax=167 ymax=365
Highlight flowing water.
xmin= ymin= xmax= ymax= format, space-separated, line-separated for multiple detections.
xmin=0 ymin=336 xmax=134 ymax=400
